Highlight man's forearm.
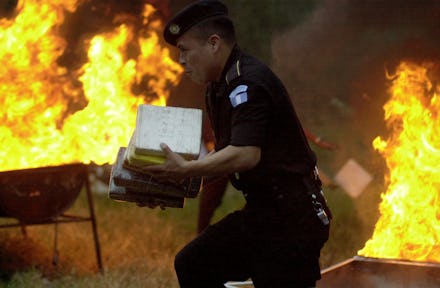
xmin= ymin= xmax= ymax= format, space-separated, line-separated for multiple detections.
xmin=184 ymin=145 xmax=260 ymax=177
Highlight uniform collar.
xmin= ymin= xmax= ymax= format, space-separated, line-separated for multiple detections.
xmin=209 ymin=45 xmax=241 ymax=89
xmin=220 ymin=44 xmax=241 ymax=84
xmin=208 ymin=45 xmax=241 ymax=98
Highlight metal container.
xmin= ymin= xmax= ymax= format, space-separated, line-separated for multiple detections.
xmin=0 ymin=164 xmax=86 ymax=224
xmin=317 ymin=256 xmax=440 ymax=288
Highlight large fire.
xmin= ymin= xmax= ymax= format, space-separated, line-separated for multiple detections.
xmin=0 ymin=0 xmax=182 ymax=171
xmin=358 ymin=61 xmax=440 ymax=262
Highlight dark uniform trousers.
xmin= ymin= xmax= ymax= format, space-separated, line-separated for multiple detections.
xmin=174 ymin=174 xmax=330 ymax=288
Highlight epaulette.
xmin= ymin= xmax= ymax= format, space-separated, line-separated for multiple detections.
xmin=225 ymin=60 xmax=241 ymax=85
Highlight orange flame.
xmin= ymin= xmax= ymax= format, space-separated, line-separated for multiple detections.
xmin=358 ymin=61 xmax=440 ymax=262
xmin=0 ymin=1 xmax=182 ymax=171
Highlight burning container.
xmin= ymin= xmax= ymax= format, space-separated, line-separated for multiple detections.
xmin=317 ymin=256 xmax=440 ymax=287
xmin=318 ymin=62 xmax=440 ymax=287
xmin=0 ymin=0 xmax=181 ymax=273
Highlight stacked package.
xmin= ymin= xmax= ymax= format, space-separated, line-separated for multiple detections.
xmin=109 ymin=104 xmax=203 ymax=208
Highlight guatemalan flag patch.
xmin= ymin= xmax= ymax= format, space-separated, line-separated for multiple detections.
xmin=229 ymin=85 xmax=248 ymax=107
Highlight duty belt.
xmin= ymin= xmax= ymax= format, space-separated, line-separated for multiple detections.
xmin=241 ymin=169 xmax=331 ymax=225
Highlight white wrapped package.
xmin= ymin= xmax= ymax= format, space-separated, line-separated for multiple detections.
xmin=133 ymin=104 xmax=202 ymax=162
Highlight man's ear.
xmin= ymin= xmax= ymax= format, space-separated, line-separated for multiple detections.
xmin=208 ymin=34 xmax=221 ymax=51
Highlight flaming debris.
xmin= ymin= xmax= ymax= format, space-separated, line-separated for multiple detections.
xmin=358 ymin=62 xmax=440 ymax=262
xmin=0 ymin=0 xmax=182 ymax=171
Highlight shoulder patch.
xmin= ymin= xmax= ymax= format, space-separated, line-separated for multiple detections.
xmin=229 ymin=85 xmax=248 ymax=107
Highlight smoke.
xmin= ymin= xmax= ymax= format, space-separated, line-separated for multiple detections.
xmin=272 ymin=0 xmax=351 ymax=85
xmin=271 ymin=0 xmax=440 ymax=152
xmin=272 ymin=0 xmax=440 ymax=101
xmin=57 ymin=0 xmax=168 ymax=69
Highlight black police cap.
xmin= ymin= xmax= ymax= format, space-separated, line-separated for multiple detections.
xmin=163 ymin=0 xmax=228 ymax=46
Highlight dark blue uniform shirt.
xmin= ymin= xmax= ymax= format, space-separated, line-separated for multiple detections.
xmin=206 ymin=45 xmax=317 ymax=194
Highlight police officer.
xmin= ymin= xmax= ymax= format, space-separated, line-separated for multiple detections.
xmin=143 ymin=1 xmax=332 ymax=287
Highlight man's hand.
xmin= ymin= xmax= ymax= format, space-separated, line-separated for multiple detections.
xmin=142 ymin=143 xmax=260 ymax=181
xmin=141 ymin=143 xmax=188 ymax=181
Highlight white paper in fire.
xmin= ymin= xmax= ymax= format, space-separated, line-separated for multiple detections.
xmin=132 ymin=104 xmax=202 ymax=163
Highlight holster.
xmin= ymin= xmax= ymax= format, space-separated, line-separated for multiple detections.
xmin=302 ymin=170 xmax=333 ymax=222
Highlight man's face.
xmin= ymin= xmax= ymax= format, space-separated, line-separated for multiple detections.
xmin=176 ymin=31 xmax=216 ymax=84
